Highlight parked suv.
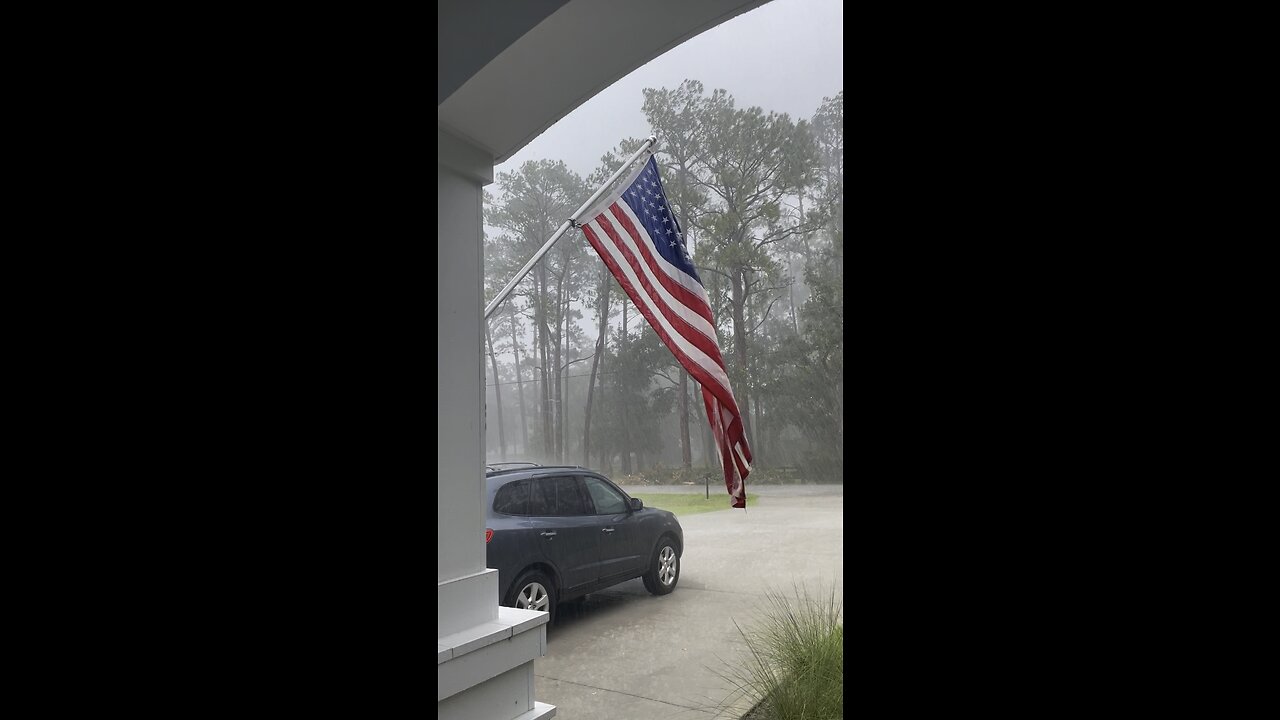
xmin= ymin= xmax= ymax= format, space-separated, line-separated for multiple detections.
xmin=484 ymin=463 xmax=684 ymax=623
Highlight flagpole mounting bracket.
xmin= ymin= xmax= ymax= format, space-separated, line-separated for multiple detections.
xmin=484 ymin=134 xmax=659 ymax=320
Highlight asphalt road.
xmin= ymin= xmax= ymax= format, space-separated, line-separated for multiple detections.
xmin=532 ymin=484 xmax=844 ymax=718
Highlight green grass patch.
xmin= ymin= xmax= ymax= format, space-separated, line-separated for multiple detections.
xmin=632 ymin=493 xmax=760 ymax=517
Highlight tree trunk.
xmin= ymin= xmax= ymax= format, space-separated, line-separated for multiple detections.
xmin=790 ymin=273 xmax=799 ymax=336
xmin=753 ymin=387 xmax=763 ymax=466
xmin=509 ymin=307 xmax=529 ymax=455
xmin=561 ymin=317 xmax=572 ymax=462
xmin=553 ymin=270 xmax=564 ymax=464
xmin=789 ymin=250 xmax=800 ymax=336
xmin=705 ymin=272 xmax=720 ymax=471
xmin=836 ymin=377 xmax=844 ymax=476
xmin=583 ymin=266 xmax=610 ymax=465
xmin=620 ymin=296 xmax=632 ymax=475
xmin=679 ymin=368 xmax=691 ymax=471
xmin=599 ymin=294 xmax=613 ymax=473
xmin=561 ymin=267 xmax=572 ymax=463
xmin=730 ymin=267 xmax=755 ymax=452
xmin=600 ymin=363 xmax=611 ymax=474
xmin=695 ymin=380 xmax=711 ymax=468
xmin=538 ymin=264 xmax=552 ymax=458
xmin=486 ymin=322 xmax=506 ymax=461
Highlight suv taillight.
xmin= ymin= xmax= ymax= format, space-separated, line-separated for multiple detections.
xmin=485 ymin=528 xmax=494 ymax=544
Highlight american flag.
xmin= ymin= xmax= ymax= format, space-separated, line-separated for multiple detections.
xmin=579 ymin=155 xmax=753 ymax=508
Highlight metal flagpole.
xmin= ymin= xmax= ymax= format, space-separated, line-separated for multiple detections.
xmin=483 ymin=134 xmax=658 ymax=320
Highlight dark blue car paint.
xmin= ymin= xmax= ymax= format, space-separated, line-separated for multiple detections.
xmin=485 ymin=467 xmax=684 ymax=608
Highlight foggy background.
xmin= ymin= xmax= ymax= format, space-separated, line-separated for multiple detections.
xmin=482 ymin=0 xmax=843 ymax=484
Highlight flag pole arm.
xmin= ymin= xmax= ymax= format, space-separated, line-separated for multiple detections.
xmin=484 ymin=134 xmax=658 ymax=320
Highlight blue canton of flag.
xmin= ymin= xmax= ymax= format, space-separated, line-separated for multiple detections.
xmin=618 ymin=158 xmax=699 ymax=281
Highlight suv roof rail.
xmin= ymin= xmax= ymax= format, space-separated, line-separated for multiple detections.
xmin=484 ymin=463 xmax=598 ymax=476
xmin=485 ymin=462 xmax=547 ymax=475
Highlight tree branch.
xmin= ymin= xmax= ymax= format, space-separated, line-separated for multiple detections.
xmin=755 ymin=219 xmax=825 ymax=250
xmin=559 ymin=353 xmax=595 ymax=372
xmin=750 ymin=295 xmax=784 ymax=335
xmin=651 ymin=369 xmax=677 ymax=385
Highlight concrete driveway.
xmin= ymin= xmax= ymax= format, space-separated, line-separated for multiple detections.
xmin=533 ymin=484 xmax=844 ymax=718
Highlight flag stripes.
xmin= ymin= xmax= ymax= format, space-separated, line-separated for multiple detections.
xmin=579 ymin=155 xmax=752 ymax=507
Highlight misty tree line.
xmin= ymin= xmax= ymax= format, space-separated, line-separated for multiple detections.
xmin=482 ymin=81 xmax=843 ymax=481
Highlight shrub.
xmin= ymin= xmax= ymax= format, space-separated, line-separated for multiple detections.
xmin=715 ymin=584 xmax=843 ymax=720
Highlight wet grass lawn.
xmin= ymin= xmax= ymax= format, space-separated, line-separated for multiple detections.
xmin=630 ymin=492 xmax=760 ymax=516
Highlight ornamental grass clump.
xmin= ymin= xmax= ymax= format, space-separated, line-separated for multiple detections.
xmin=715 ymin=584 xmax=843 ymax=720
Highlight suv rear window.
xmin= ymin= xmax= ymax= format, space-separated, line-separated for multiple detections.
xmin=530 ymin=476 xmax=588 ymax=516
xmin=493 ymin=479 xmax=530 ymax=515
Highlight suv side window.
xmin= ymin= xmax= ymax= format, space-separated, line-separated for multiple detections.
xmin=583 ymin=476 xmax=628 ymax=515
xmin=493 ymin=479 xmax=530 ymax=515
xmin=531 ymin=476 xmax=588 ymax=516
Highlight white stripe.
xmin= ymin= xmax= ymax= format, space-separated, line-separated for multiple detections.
xmin=611 ymin=200 xmax=712 ymax=310
xmin=587 ymin=217 xmax=735 ymax=397
xmin=578 ymin=158 xmax=650 ymax=223
xmin=734 ymin=443 xmax=752 ymax=473
xmin=607 ymin=202 xmax=718 ymax=346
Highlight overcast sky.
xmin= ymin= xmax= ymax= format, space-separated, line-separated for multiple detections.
xmin=494 ymin=0 xmax=843 ymax=181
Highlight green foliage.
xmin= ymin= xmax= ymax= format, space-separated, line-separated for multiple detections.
xmin=589 ymin=325 xmax=678 ymax=465
xmin=769 ymin=221 xmax=843 ymax=481
xmin=485 ymin=159 xmax=594 ymax=309
xmin=714 ymin=585 xmax=844 ymax=720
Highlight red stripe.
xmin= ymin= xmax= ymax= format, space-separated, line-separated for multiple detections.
xmin=594 ymin=213 xmax=728 ymax=371
xmin=608 ymin=203 xmax=715 ymax=327
xmin=582 ymin=221 xmax=745 ymax=423
xmin=590 ymin=215 xmax=739 ymax=400
xmin=703 ymin=387 xmax=748 ymax=507
xmin=722 ymin=406 xmax=750 ymax=478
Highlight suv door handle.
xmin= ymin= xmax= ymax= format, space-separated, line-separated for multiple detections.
xmin=540 ymin=531 xmax=557 ymax=538
xmin=601 ymin=528 xmax=615 ymax=533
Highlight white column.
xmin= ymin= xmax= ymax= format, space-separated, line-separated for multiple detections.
xmin=437 ymin=127 xmax=554 ymax=720
xmin=437 ymin=127 xmax=494 ymax=633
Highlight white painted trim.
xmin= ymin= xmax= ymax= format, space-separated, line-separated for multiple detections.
xmin=438 ymin=606 xmax=549 ymax=664
xmin=438 ymin=568 xmax=499 ymax=637
xmin=514 ymin=702 xmax=557 ymax=720
xmin=438 ymin=126 xmax=495 ymax=184
xmin=438 ymin=616 xmax=548 ymax=702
